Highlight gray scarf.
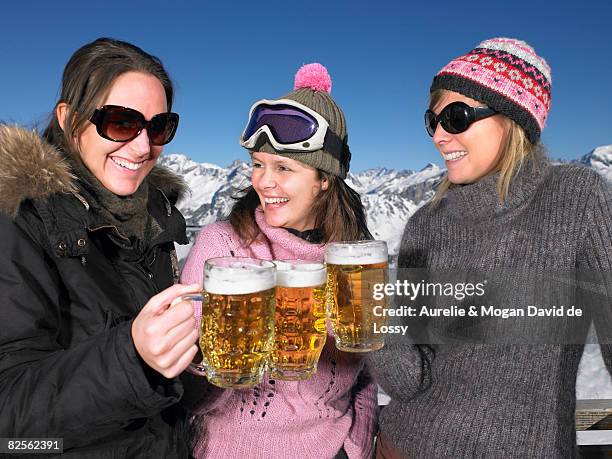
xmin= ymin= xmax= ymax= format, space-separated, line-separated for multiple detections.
xmin=66 ymin=154 xmax=152 ymax=243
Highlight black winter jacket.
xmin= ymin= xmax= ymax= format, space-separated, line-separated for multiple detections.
xmin=0 ymin=126 xmax=191 ymax=458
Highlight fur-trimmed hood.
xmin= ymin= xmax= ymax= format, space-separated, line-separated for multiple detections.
xmin=0 ymin=125 xmax=188 ymax=218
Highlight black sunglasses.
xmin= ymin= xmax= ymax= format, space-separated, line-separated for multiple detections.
xmin=425 ymin=101 xmax=496 ymax=137
xmin=89 ymin=105 xmax=179 ymax=146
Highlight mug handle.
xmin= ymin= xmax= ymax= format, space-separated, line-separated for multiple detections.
xmin=180 ymin=293 xmax=208 ymax=376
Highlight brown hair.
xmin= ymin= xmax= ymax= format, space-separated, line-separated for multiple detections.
xmin=229 ymin=170 xmax=372 ymax=246
xmin=430 ymin=89 xmax=540 ymax=205
xmin=42 ymin=37 xmax=173 ymax=152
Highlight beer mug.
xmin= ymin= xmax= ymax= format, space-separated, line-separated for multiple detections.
xmin=189 ymin=257 xmax=276 ymax=388
xmin=325 ymin=241 xmax=389 ymax=352
xmin=270 ymin=260 xmax=327 ymax=381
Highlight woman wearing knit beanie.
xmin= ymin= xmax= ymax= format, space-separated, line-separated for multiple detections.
xmin=370 ymin=38 xmax=612 ymax=457
xmin=181 ymin=63 xmax=377 ymax=459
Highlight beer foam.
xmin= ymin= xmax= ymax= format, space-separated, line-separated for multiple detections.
xmin=275 ymin=262 xmax=326 ymax=288
xmin=204 ymin=262 xmax=276 ymax=295
xmin=325 ymin=241 xmax=388 ymax=265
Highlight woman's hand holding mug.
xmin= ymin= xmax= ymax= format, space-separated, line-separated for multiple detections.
xmin=132 ymin=283 xmax=202 ymax=378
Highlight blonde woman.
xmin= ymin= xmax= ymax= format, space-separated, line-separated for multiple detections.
xmin=372 ymin=38 xmax=612 ymax=457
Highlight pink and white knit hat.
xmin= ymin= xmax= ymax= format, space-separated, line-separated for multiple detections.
xmin=431 ymin=37 xmax=552 ymax=143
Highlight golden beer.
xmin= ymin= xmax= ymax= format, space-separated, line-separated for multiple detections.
xmin=326 ymin=241 xmax=389 ymax=352
xmin=271 ymin=261 xmax=327 ymax=380
xmin=195 ymin=257 xmax=276 ymax=388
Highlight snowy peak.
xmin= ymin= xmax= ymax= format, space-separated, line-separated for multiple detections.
xmin=161 ymin=153 xmax=224 ymax=174
xmin=162 ymin=144 xmax=612 ymax=255
xmin=160 ymin=154 xmax=249 ymax=222
xmin=579 ymin=144 xmax=612 ymax=168
xmin=576 ymin=145 xmax=612 ymax=181
xmin=420 ymin=162 xmax=440 ymax=172
xmin=347 ymin=169 xmax=400 ymax=195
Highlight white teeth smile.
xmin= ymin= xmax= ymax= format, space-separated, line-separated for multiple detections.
xmin=265 ymin=197 xmax=289 ymax=204
xmin=111 ymin=157 xmax=144 ymax=170
xmin=443 ymin=151 xmax=468 ymax=161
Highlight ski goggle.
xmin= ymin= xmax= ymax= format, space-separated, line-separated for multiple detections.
xmin=425 ymin=102 xmax=496 ymax=137
xmin=240 ymin=99 xmax=330 ymax=152
xmin=89 ymin=105 xmax=179 ymax=145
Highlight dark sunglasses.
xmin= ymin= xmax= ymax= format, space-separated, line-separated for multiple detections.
xmin=89 ymin=105 xmax=179 ymax=145
xmin=425 ymin=101 xmax=496 ymax=137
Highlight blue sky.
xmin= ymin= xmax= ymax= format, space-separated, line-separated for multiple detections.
xmin=1 ymin=0 xmax=611 ymax=172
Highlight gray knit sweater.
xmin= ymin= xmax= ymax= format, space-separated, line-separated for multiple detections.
xmin=370 ymin=158 xmax=612 ymax=458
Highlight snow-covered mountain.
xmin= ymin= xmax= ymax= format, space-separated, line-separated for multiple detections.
xmin=348 ymin=164 xmax=444 ymax=253
xmin=162 ymin=144 xmax=612 ymax=255
xmin=160 ymin=155 xmax=248 ymax=224
xmin=577 ymin=145 xmax=612 ymax=182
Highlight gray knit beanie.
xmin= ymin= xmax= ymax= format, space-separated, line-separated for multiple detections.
xmin=247 ymin=63 xmax=351 ymax=178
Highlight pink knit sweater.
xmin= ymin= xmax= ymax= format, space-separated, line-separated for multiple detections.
xmin=181 ymin=207 xmax=377 ymax=459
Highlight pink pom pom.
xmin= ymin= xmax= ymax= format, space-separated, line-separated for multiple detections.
xmin=294 ymin=63 xmax=332 ymax=93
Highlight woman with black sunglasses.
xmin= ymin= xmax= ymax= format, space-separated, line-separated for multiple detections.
xmin=0 ymin=38 xmax=199 ymax=457
xmin=370 ymin=38 xmax=612 ymax=457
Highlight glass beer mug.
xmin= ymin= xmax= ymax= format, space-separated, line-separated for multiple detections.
xmin=325 ymin=241 xmax=389 ymax=352
xmin=270 ymin=260 xmax=327 ymax=380
xmin=189 ymin=257 xmax=276 ymax=388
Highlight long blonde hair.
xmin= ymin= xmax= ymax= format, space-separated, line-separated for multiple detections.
xmin=430 ymin=89 xmax=540 ymax=206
